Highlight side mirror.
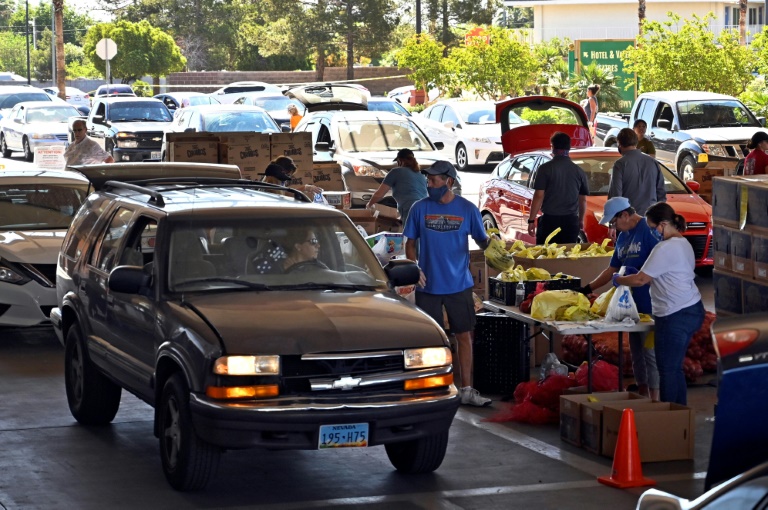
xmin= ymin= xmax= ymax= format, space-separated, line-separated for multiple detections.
xmin=109 ymin=266 xmax=151 ymax=294
xmin=759 ymin=117 xmax=766 ymax=127
xmin=657 ymin=119 xmax=671 ymax=130
xmin=686 ymin=180 xmax=700 ymax=192
xmin=184 ymin=127 xmax=197 ymax=133
xmin=434 ymin=141 xmax=444 ymax=150
xmin=314 ymin=141 xmax=332 ymax=152
xmin=384 ymin=259 xmax=420 ymax=287
xmin=443 ymin=121 xmax=455 ymax=129
xmin=92 ymin=115 xmax=105 ymax=125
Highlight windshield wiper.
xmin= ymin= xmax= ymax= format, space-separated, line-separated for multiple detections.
xmin=173 ymin=277 xmax=273 ymax=291
xmin=281 ymin=282 xmax=378 ymax=291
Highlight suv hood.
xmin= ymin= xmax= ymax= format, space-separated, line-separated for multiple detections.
xmin=107 ymin=120 xmax=172 ymax=131
xmin=684 ymin=127 xmax=766 ymax=143
xmin=0 ymin=230 xmax=66 ymax=263
xmin=181 ymin=291 xmax=445 ymax=354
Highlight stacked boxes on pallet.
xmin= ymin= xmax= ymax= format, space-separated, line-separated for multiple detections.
xmin=712 ymin=175 xmax=768 ymax=315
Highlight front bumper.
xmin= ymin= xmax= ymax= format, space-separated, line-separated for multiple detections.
xmin=112 ymin=147 xmax=162 ymax=162
xmin=0 ymin=281 xmax=56 ymax=327
xmin=189 ymin=386 xmax=460 ymax=450
xmin=467 ymin=142 xmax=505 ymax=166
xmin=28 ymin=139 xmax=67 ymax=151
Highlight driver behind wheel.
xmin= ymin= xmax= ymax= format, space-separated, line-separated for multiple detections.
xmin=282 ymin=228 xmax=322 ymax=272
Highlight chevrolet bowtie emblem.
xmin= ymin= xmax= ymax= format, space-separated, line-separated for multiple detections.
xmin=332 ymin=376 xmax=362 ymax=390
xmin=151 ymin=137 xmax=162 ymax=142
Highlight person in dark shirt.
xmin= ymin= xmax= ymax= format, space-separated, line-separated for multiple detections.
xmin=527 ymin=132 xmax=589 ymax=244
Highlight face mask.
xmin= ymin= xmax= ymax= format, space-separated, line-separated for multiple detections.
xmin=651 ymin=224 xmax=664 ymax=241
xmin=427 ymin=185 xmax=449 ymax=202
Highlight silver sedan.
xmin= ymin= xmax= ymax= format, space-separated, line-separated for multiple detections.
xmin=0 ymin=101 xmax=81 ymax=161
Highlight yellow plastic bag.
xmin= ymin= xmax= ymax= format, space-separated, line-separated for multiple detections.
xmin=525 ymin=267 xmax=552 ymax=281
xmin=589 ymin=287 xmax=616 ymax=316
xmin=531 ymin=290 xmax=591 ymax=320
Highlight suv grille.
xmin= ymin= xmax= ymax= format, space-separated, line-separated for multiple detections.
xmin=686 ymin=235 xmax=708 ymax=260
xmin=281 ymin=351 xmax=404 ymax=394
xmin=135 ymin=132 xmax=164 ymax=149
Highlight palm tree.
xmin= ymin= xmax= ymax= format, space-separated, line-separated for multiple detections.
xmin=638 ymin=0 xmax=646 ymax=35
xmin=53 ymin=0 xmax=65 ymax=97
xmin=567 ymin=61 xmax=623 ymax=112
xmin=740 ymin=0 xmax=747 ymax=45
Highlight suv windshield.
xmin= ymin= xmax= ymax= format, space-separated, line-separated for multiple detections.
xmin=337 ymin=119 xmax=432 ymax=152
xmin=167 ymin=217 xmax=388 ymax=292
xmin=677 ymin=100 xmax=759 ymax=129
xmin=0 ymin=182 xmax=90 ymax=229
xmin=201 ymin=111 xmax=279 ymax=132
xmin=108 ymin=102 xmax=172 ymax=122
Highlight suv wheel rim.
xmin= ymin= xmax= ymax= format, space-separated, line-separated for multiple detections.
xmin=70 ymin=341 xmax=84 ymax=402
xmin=163 ymin=397 xmax=181 ymax=468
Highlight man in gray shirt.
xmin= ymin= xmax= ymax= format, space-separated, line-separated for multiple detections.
xmin=608 ymin=128 xmax=666 ymax=215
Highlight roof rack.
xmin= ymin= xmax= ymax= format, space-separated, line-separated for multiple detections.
xmin=102 ymin=177 xmax=313 ymax=205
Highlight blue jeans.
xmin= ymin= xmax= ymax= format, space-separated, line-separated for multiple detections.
xmin=653 ymin=301 xmax=705 ymax=405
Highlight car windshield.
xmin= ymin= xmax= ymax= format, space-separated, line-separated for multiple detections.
xmin=0 ymin=182 xmax=90 ymax=230
xmin=166 ymin=217 xmax=389 ymax=292
xmin=452 ymin=103 xmax=497 ymax=124
xmin=368 ymin=100 xmax=410 ymax=116
xmin=677 ymin=100 xmax=760 ymax=129
xmin=249 ymin=97 xmax=303 ymax=113
xmin=201 ymin=111 xmax=280 ymax=132
xmin=566 ymin=155 xmax=690 ymax=195
xmin=337 ymin=119 xmax=433 ymax=152
xmin=0 ymin=92 xmax=51 ymax=109
xmin=26 ymin=106 xmax=80 ymax=123
xmin=109 ymin=103 xmax=172 ymax=122
xmin=188 ymin=96 xmax=219 ymax=106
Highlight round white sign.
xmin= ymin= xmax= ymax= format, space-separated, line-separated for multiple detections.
xmin=95 ymin=38 xmax=118 ymax=60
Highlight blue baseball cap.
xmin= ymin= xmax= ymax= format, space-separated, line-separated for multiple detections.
xmin=599 ymin=196 xmax=632 ymax=225
xmin=423 ymin=160 xmax=458 ymax=180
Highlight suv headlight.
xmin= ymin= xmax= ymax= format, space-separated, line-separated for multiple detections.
xmin=31 ymin=133 xmax=57 ymax=140
xmin=0 ymin=258 xmax=30 ymax=285
xmin=116 ymin=132 xmax=139 ymax=149
xmin=702 ymin=144 xmax=727 ymax=157
xmin=404 ymin=347 xmax=452 ymax=369
xmin=213 ymin=355 xmax=280 ymax=375
xmin=344 ymin=159 xmax=387 ymax=178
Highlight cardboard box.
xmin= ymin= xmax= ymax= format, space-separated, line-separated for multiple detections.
xmin=512 ymin=243 xmax=612 ymax=294
xmin=711 ymin=177 xmax=741 ymax=227
xmin=743 ymin=279 xmax=768 ymax=314
xmin=731 ymin=229 xmax=752 ymax=276
xmin=469 ymin=249 xmax=487 ymax=299
xmin=269 ymin=132 xmax=313 ymax=174
xmin=713 ymin=269 xmax=744 ymax=315
xmin=323 ymin=191 xmax=351 ymax=210
xmin=309 ymin=162 xmax=345 ymax=192
xmin=169 ymin=141 xmax=219 ymax=163
xmin=344 ymin=209 xmax=402 ymax=235
xmin=371 ymin=204 xmax=400 ymax=221
xmin=559 ymin=392 xmax=648 ymax=449
xmin=712 ymin=226 xmax=731 ymax=271
xmin=694 ymin=166 xmax=725 ymax=193
xmin=746 ymin=179 xmax=768 ymax=232
xmin=601 ymin=401 xmax=695 ymax=462
xmin=580 ymin=394 xmax=651 ymax=455
xmin=218 ymin=134 xmax=271 ymax=180
xmin=753 ymin=232 xmax=768 ymax=281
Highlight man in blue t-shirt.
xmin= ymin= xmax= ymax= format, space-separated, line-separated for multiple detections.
xmin=404 ymin=160 xmax=492 ymax=407
xmin=580 ymin=196 xmax=660 ymax=400
xmin=366 ymin=148 xmax=428 ymax=225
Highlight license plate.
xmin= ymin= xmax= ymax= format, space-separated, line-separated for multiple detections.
xmin=150 ymin=151 xmax=161 ymax=160
xmin=318 ymin=423 xmax=368 ymax=449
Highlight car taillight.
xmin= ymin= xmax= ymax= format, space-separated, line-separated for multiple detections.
xmin=713 ymin=329 xmax=759 ymax=358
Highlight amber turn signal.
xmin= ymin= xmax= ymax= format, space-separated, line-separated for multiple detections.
xmin=206 ymin=384 xmax=279 ymax=399
xmin=404 ymin=374 xmax=453 ymax=391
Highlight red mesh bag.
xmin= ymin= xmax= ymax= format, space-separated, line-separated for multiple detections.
xmin=487 ymin=375 xmax=578 ymax=424
xmin=575 ymin=360 xmax=619 ymax=392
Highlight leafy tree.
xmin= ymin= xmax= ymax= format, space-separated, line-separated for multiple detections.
xmin=32 ymin=29 xmax=101 ymax=80
xmin=568 ymin=61 xmax=624 ymax=112
xmin=10 ymin=3 xmax=93 ymax=46
xmin=0 ymin=31 xmax=28 ymax=75
xmin=749 ymin=26 xmax=768 ymax=77
xmin=739 ymin=77 xmax=768 ymax=119
xmin=447 ymin=26 xmax=538 ymax=100
xmin=132 ymin=80 xmax=152 ymax=96
xmin=393 ymin=33 xmax=446 ymax=93
xmin=531 ymin=37 xmax=571 ymax=96
xmin=622 ymin=12 xmax=756 ymax=96
xmin=491 ymin=6 xmax=532 ymax=28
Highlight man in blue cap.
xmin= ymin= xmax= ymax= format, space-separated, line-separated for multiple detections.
xmin=579 ymin=196 xmax=661 ymax=400
xmin=404 ymin=160 xmax=493 ymax=407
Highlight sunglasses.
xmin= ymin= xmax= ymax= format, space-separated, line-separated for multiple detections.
xmin=304 ymin=238 xmax=319 ymax=245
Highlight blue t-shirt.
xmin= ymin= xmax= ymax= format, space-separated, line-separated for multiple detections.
xmin=382 ymin=166 xmax=428 ymax=222
xmin=609 ymin=217 xmax=658 ymax=314
xmin=403 ymin=195 xmax=488 ymax=295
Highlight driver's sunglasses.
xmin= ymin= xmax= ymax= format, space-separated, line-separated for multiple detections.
xmin=305 ymin=238 xmax=319 ymax=245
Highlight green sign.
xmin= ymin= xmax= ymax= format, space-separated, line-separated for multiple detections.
xmin=574 ymin=40 xmax=636 ymax=113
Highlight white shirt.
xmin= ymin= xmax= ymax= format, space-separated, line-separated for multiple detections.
xmin=64 ymin=136 xmax=111 ymax=166
xmin=641 ymin=237 xmax=701 ymax=317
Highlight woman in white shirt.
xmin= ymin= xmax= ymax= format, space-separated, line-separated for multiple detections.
xmin=614 ymin=202 xmax=705 ymax=405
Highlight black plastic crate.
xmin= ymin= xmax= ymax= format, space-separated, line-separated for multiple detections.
xmin=472 ymin=312 xmax=530 ymax=395
xmin=488 ymin=274 xmax=581 ymax=305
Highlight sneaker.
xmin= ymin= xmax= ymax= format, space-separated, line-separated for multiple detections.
xmin=460 ymin=386 xmax=492 ymax=407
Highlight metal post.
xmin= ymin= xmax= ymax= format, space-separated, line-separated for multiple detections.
xmin=51 ymin=4 xmax=55 ymax=86
xmin=32 ymin=19 xmax=36 ymax=50
xmin=416 ymin=0 xmax=421 ymax=34
xmin=25 ymin=0 xmax=30 ymax=85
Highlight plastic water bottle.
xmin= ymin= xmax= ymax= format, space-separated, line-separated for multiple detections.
xmin=515 ymin=279 xmax=526 ymax=307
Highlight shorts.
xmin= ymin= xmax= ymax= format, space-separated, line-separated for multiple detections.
xmin=415 ymin=288 xmax=476 ymax=334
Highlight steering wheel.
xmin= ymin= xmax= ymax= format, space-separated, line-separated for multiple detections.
xmin=285 ymin=259 xmax=329 ymax=273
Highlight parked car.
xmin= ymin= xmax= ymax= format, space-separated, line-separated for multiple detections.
xmin=0 ymin=102 xmax=81 ymax=161
xmin=594 ymin=91 xmax=768 ymax=181
xmin=43 ymin=86 xmax=90 ymax=109
xmin=153 ymin=92 xmax=220 ymax=112
xmin=0 ymin=168 xmax=90 ymax=327
xmin=416 ymin=100 xmax=527 ymax=171
xmin=368 ymin=96 xmax=411 ymax=117
xmin=0 ymin=85 xmax=54 ymax=120
xmin=704 ymin=312 xmax=768 ymax=490
xmin=637 ymin=461 xmax=768 ymax=510
xmin=93 ymin=84 xmax=136 ymax=100
xmin=161 ymin=104 xmax=283 ymax=159
xmin=285 ymin=83 xmax=368 ymax=112
xmin=51 ymin=163 xmax=459 ymax=490
xmin=478 ymin=147 xmax=714 ymax=268
xmin=210 ymin=81 xmax=282 ymax=104
xmin=87 ymin=97 xmax=173 ymax=162
xmin=231 ymin=93 xmax=305 ymax=129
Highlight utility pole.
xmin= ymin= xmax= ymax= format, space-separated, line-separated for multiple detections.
xmin=25 ymin=0 xmax=30 ymax=85
xmin=32 ymin=19 xmax=36 ymax=50
xmin=51 ymin=8 xmax=55 ymax=85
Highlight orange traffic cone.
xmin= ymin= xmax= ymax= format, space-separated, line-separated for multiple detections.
xmin=598 ymin=408 xmax=656 ymax=488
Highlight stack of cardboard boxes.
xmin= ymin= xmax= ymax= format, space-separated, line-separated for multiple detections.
xmin=711 ymin=175 xmax=768 ymax=316
xmin=693 ymin=162 xmax=736 ymax=204
xmin=167 ymin=132 xmax=349 ymax=207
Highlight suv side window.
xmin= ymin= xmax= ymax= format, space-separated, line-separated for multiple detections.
xmin=91 ymin=207 xmax=134 ymax=273
xmin=118 ymin=216 xmax=158 ymax=269
xmin=508 ymin=156 xmax=538 ymax=186
xmin=63 ymin=196 xmax=111 ymax=261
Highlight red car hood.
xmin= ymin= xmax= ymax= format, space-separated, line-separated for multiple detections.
xmin=495 ymin=96 xmax=592 ymax=157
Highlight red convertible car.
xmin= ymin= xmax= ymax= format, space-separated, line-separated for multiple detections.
xmin=478 ymin=147 xmax=714 ymax=267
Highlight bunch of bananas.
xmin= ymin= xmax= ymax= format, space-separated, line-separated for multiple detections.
xmin=488 ymin=228 xmax=614 ymax=261
xmin=484 ymin=229 xmax=518 ymax=272
xmin=496 ymin=266 xmax=576 ymax=282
